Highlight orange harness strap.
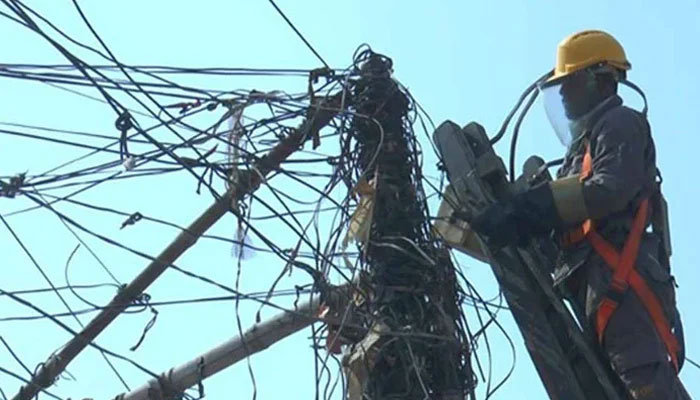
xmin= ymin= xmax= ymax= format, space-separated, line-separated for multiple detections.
xmin=563 ymin=143 xmax=680 ymax=372
xmin=587 ymin=199 xmax=679 ymax=372
xmin=580 ymin=142 xmax=593 ymax=181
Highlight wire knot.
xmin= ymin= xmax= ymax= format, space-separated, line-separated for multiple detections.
xmin=115 ymin=111 xmax=133 ymax=159
xmin=120 ymin=212 xmax=143 ymax=230
xmin=0 ymin=172 xmax=26 ymax=198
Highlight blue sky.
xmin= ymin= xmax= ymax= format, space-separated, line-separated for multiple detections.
xmin=0 ymin=1 xmax=698 ymax=399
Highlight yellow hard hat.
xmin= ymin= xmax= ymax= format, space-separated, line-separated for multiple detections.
xmin=546 ymin=30 xmax=631 ymax=84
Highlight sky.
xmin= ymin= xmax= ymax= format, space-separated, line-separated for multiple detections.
xmin=1 ymin=1 xmax=698 ymax=399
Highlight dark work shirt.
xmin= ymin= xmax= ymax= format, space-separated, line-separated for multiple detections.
xmin=553 ymin=95 xmax=658 ymax=284
xmin=557 ymin=95 xmax=657 ymax=238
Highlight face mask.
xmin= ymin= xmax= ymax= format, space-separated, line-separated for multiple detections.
xmin=538 ymin=71 xmax=647 ymax=148
xmin=540 ymin=82 xmax=573 ymax=147
xmin=491 ymin=68 xmax=648 ymax=183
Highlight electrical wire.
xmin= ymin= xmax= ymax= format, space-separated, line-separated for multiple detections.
xmin=267 ymin=0 xmax=330 ymax=69
xmin=0 ymin=9 xmax=506 ymax=398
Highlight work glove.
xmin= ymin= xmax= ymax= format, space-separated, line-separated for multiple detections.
xmin=470 ymin=182 xmax=560 ymax=247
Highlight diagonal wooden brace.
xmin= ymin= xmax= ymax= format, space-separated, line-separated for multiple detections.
xmin=13 ymin=94 xmax=343 ymax=400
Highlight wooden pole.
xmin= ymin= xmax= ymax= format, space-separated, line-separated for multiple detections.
xmin=13 ymin=95 xmax=342 ymax=400
xmin=346 ymin=53 xmax=470 ymax=399
xmin=113 ymin=282 xmax=352 ymax=400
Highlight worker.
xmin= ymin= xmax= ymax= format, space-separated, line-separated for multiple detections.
xmin=469 ymin=30 xmax=691 ymax=399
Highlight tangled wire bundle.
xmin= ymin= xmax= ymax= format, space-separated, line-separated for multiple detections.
xmin=344 ymin=50 xmax=475 ymax=399
xmin=0 ymin=2 xmax=518 ymax=398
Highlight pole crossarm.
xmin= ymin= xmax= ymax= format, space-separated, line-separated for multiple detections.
xmin=113 ymin=282 xmax=353 ymax=400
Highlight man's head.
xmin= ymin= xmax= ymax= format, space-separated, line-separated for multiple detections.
xmin=548 ymin=30 xmax=630 ymax=83
xmin=560 ymin=66 xmax=621 ymax=119
xmin=539 ymin=30 xmax=631 ymax=145
xmin=548 ymin=30 xmax=630 ymax=117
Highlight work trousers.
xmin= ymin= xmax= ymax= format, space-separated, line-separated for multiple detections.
xmin=568 ymin=233 xmax=691 ymax=400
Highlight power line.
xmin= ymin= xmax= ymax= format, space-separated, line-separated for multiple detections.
xmin=0 ymin=336 xmax=32 ymax=376
xmin=0 ymin=212 xmax=131 ymax=390
xmin=267 ymin=0 xmax=330 ymax=69
xmin=0 ymin=365 xmax=63 ymax=400
xmin=0 ymin=286 xmax=161 ymax=379
xmin=0 ymin=6 xmax=503 ymax=396
xmin=0 ymin=290 xmax=312 ymax=322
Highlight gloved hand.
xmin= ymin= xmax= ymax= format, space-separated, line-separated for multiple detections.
xmin=469 ymin=200 xmax=522 ymax=247
xmin=470 ymin=182 xmax=561 ymax=247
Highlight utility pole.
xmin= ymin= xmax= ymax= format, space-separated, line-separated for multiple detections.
xmin=13 ymin=94 xmax=343 ymax=400
xmin=341 ymin=52 xmax=473 ymax=399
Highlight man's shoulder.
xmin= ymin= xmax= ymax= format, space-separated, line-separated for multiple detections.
xmin=593 ymin=103 xmax=649 ymax=139
xmin=599 ymin=103 xmax=646 ymax=126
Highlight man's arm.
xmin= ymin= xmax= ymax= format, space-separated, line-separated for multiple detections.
xmin=583 ymin=107 xmax=651 ymax=220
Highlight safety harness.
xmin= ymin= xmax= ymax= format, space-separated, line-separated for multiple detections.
xmin=562 ymin=143 xmax=680 ymax=372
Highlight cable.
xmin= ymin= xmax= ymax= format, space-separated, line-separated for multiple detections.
xmin=0 ymin=283 xmax=119 ymax=297
xmin=686 ymin=357 xmax=700 ymax=371
xmin=267 ymin=0 xmax=330 ymax=69
xmin=0 ymin=287 xmax=160 ymax=379
xmin=0 ymin=15 xmax=499 ymax=399
xmin=508 ymin=88 xmax=539 ymax=183
xmin=490 ymin=70 xmax=551 ymax=145
xmin=0 ymin=213 xmax=131 ymax=390
xmin=0 ymin=366 xmax=63 ymax=400
xmin=0 ymin=336 xmax=32 ymax=376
